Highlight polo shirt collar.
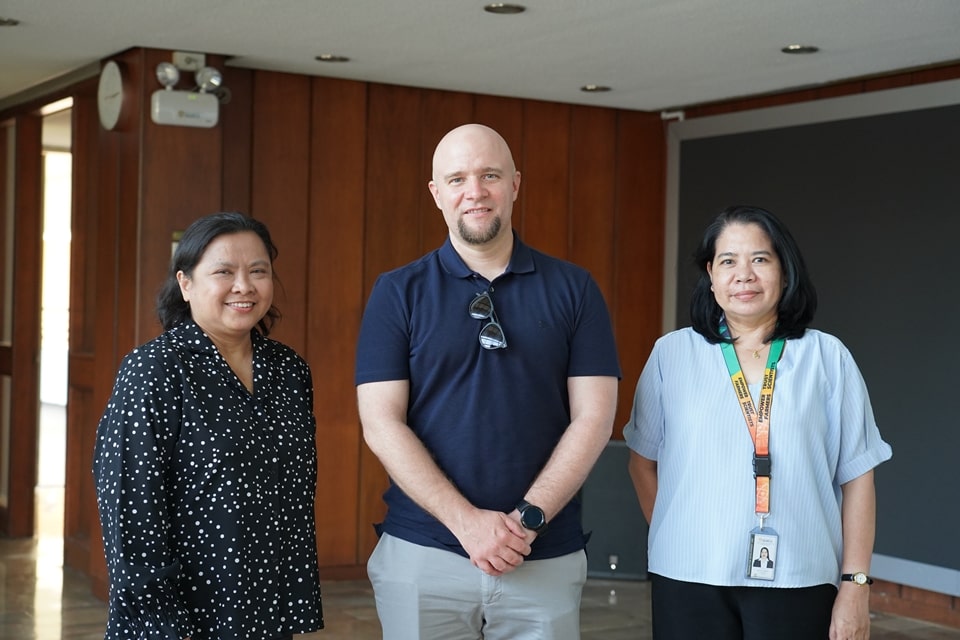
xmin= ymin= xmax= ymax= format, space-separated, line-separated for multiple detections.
xmin=438 ymin=230 xmax=536 ymax=279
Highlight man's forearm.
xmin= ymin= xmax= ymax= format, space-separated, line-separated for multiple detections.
xmin=521 ymin=376 xmax=618 ymax=519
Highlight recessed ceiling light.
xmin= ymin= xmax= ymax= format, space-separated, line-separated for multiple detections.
xmin=781 ymin=44 xmax=819 ymax=54
xmin=315 ymin=54 xmax=350 ymax=63
xmin=484 ymin=3 xmax=526 ymax=14
xmin=0 ymin=17 xmax=21 ymax=26
xmin=581 ymin=84 xmax=612 ymax=93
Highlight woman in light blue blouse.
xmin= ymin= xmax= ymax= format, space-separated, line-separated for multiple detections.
xmin=625 ymin=205 xmax=891 ymax=640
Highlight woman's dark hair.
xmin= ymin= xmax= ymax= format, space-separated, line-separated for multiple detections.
xmin=689 ymin=205 xmax=817 ymax=344
xmin=156 ymin=212 xmax=282 ymax=334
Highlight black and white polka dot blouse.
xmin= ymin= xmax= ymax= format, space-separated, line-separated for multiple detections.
xmin=93 ymin=320 xmax=324 ymax=639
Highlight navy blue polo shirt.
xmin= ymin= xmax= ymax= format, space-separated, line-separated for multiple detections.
xmin=355 ymin=232 xmax=621 ymax=560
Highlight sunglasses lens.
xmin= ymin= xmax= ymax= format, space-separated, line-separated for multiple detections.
xmin=469 ymin=294 xmax=493 ymax=320
xmin=478 ymin=322 xmax=507 ymax=349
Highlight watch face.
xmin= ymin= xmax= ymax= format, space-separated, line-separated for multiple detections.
xmin=854 ymin=573 xmax=867 ymax=585
xmin=521 ymin=505 xmax=545 ymax=530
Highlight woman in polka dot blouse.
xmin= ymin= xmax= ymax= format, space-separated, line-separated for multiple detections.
xmin=94 ymin=212 xmax=324 ymax=640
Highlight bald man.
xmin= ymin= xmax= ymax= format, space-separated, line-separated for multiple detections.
xmin=356 ymin=124 xmax=621 ymax=640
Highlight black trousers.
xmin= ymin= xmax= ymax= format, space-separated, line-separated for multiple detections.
xmin=650 ymin=573 xmax=836 ymax=640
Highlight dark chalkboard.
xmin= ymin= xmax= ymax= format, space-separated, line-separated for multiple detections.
xmin=668 ymin=81 xmax=960 ymax=590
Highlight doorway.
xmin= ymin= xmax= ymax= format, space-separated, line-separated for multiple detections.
xmin=37 ymin=99 xmax=72 ymax=542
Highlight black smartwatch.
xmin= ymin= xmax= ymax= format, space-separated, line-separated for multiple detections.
xmin=516 ymin=499 xmax=547 ymax=533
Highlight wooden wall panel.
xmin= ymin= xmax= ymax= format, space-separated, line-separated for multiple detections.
xmin=111 ymin=49 xmax=146 ymax=357
xmin=519 ymin=101 xmax=571 ymax=257
xmin=63 ymin=85 xmax=110 ymax=597
xmin=611 ymin=111 xmax=666 ymax=437
xmin=363 ymin=84 xmax=425 ymax=285
xmin=5 ymin=113 xmax=43 ymax=537
xmin=307 ymin=76 xmax=368 ymax=573
xmin=67 ymin=69 xmax=120 ymax=581
xmin=249 ymin=71 xmax=312 ymax=355
xmin=221 ymin=68 xmax=253 ymax=215
xmin=68 ymin=386 xmax=106 ymax=596
xmin=569 ymin=106 xmax=618 ymax=302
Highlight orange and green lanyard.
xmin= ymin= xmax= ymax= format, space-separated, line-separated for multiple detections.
xmin=718 ymin=325 xmax=785 ymax=519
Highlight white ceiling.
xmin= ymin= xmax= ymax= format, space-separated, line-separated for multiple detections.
xmin=2 ymin=0 xmax=959 ymax=113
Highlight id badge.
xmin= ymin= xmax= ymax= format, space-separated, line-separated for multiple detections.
xmin=746 ymin=527 xmax=778 ymax=581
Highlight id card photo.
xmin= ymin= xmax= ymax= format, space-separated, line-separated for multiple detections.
xmin=747 ymin=530 xmax=778 ymax=581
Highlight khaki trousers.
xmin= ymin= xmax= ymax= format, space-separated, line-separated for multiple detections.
xmin=367 ymin=533 xmax=587 ymax=640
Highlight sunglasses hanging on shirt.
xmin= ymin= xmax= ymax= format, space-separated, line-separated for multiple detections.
xmin=468 ymin=291 xmax=508 ymax=350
